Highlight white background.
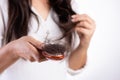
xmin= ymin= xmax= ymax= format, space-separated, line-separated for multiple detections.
xmin=68 ymin=0 xmax=120 ymax=80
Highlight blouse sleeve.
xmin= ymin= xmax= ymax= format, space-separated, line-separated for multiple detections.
xmin=0 ymin=6 xmax=4 ymax=48
xmin=0 ymin=0 xmax=8 ymax=48
xmin=66 ymin=0 xmax=86 ymax=76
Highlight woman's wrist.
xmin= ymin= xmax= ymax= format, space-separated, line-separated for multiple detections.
xmin=69 ymin=43 xmax=87 ymax=70
xmin=78 ymin=40 xmax=90 ymax=50
xmin=0 ymin=44 xmax=19 ymax=73
xmin=5 ymin=43 xmax=20 ymax=60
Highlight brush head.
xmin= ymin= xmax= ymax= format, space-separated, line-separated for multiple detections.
xmin=41 ymin=43 xmax=66 ymax=60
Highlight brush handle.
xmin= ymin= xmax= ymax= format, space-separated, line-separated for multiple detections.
xmin=42 ymin=51 xmax=64 ymax=60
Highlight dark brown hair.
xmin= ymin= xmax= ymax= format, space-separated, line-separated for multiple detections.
xmin=6 ymin=0 xmax=77 ymax=48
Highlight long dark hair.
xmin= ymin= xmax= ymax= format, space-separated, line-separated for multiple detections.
xmin=6 ymin=0 xmax=76 ymax=48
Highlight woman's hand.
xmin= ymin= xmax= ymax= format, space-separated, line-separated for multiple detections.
xmin=0 ymin=36 xmax=46 ymax=73
xmin=6 ymin=36 xmax=46 ymax=62
xmin=68 ymin=14 xmax=96 ymax=70
xmin=72 ymin=14 xmax=96 ymax=48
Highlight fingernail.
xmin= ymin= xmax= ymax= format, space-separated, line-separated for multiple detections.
xmin=39 ymin=43 xmax=45 ymax=49
xmin=71 ymin=15 xmax=76 ymax=18
xmin=71 ymin=19 xmax=75 ymax=22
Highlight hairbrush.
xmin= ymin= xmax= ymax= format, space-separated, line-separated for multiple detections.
xmin=41 ymin=43 xmax=66 ymax=60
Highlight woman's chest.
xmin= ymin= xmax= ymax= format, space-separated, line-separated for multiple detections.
xmin=28 ymin=15 xmax=63 ymax=43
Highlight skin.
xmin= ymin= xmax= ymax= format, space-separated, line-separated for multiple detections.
xmin=69 ymin=14 xmax=96 ymax=70
xmin=0 ymin=0 xmax=96 ymax=73
xmin=0 ymin=36 xmax=46 ymax=73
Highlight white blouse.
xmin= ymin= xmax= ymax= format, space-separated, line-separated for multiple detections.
xmin=0 ymin=0 xmax=84 ymax=80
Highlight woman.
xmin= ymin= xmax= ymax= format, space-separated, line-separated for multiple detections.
xmin=0 ymin=0 xmax=96 ymax=80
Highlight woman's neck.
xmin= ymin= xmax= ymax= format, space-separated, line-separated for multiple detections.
xmin=32 ymin=0 xmax=50 ymax=9
xmin=32 ymin=0 xmax=51 ymax=20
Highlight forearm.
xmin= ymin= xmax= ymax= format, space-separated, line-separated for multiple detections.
xmin=69 ymin=13 xmax=95 ymax=70
xmin=68 ymin=44 xmax=88 ymax=70
xmin=0 ymin=45 xmax=19 ymax=73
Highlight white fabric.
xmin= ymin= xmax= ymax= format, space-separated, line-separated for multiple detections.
xmin=0 ymin=5 xmax=4 ymax=47
xmin=0 ymin=0 xmax=84 ymax=80
xmin=0 ymin=21 xmax=3 ymax=47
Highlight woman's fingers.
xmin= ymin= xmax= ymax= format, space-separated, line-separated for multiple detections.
xmin=27 ymin=39 xmax=46 ymax=62
xmin=76 ymin=21 xmax=92 ymax=29
xmin=75 ymin=27 xmax=93 ymax=37
xmin=15 ymin=36 xmax=46 ymax=62
xmin=21 ymin=36 xmax=43 ymax=49
xmin=71 ymin=14 xmax=95 ymax=25
xmin=71 ymin=14 xmax=96 ymax=47
xmin=71 ymin=14 xmax=96 ymax=33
